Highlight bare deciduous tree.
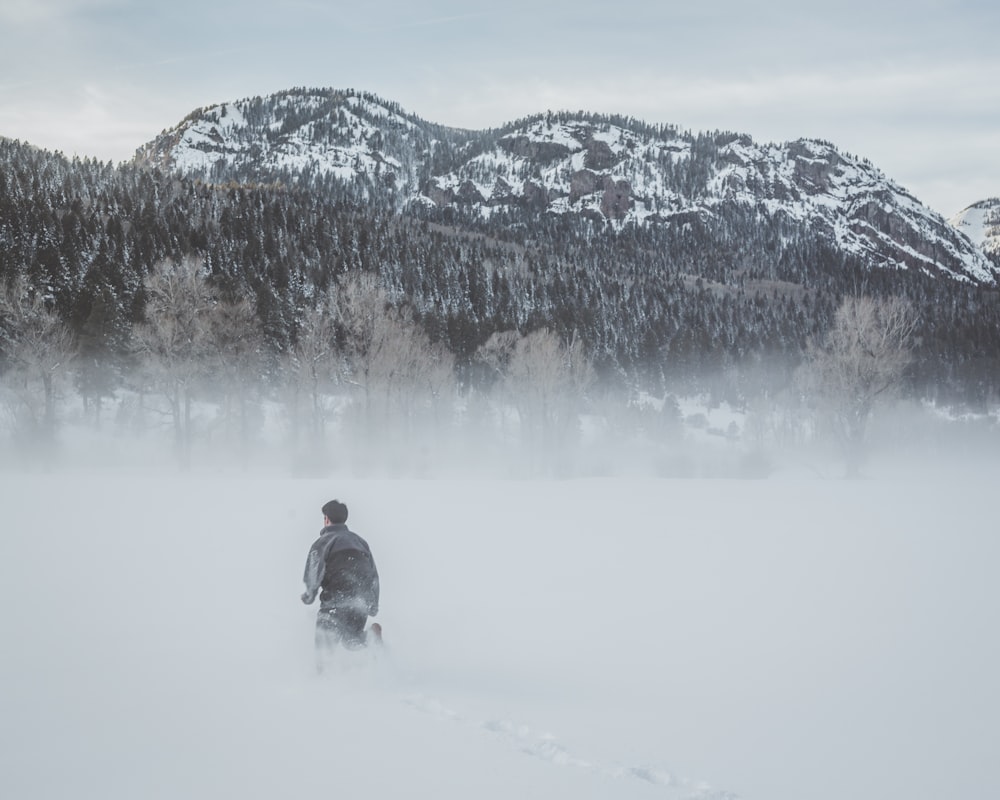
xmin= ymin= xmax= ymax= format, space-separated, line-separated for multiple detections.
xmin=205 ymin=294 xmax=266 ymax=454
xmin=283 ymin=292 xmax=342 ymax=450
xmin=806 ymin=295 xmax=918 ymax=476
xmin=131 ymin=257 xmax=214 ymax=465
xmin=336 ymin=273 xmax=392 ymax=425
xmin=479 ymin=327 xmax=595 ymax=473
xmin=337 ymin=273 xmax=456 ymax=442
xmin=0 ymin=277 xmax=76 ymax=447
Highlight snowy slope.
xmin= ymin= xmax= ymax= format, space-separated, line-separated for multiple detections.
xmin=3 ymin=468 xmax=999 ymax=800
xmin=134 ymin=89 xmax=457 ymax=200
xmin=949 ymin=198 xmax=1000 ymax=258
xmin=425 ymin=116 xmax=691 ymax=222
xmin=174 ymin=94 xmax=408 ymax=182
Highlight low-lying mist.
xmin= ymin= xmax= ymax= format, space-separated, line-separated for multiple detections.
xmin=2 ymin=379 xmax=997 ymax=483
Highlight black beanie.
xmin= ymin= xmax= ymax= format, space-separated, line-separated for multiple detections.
xmin=322 ymin=500 xmax=348 ymax=524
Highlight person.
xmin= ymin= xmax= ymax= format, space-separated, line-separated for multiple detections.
xmin=301 ymin=500 xmax=381 ymax=658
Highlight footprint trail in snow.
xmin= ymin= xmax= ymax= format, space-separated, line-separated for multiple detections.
xmin=403 ymin=692 xmax=739 ymax=799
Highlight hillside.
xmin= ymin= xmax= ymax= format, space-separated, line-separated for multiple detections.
xmin=136 ymin=88 xmax=997 ymax=286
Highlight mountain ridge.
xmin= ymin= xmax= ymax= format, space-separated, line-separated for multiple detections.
xmin=134 ymin=86 xmax=998 ymax=287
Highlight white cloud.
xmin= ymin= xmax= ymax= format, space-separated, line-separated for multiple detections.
xmin=0 ymin=84 xmax=172 ymax=162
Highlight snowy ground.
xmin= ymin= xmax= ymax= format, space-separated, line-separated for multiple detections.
xmin=2 ymin=462 xmax=999 ymax=800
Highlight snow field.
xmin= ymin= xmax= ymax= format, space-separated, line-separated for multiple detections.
xmin=1 ymin=468 xmax=998 ymax=800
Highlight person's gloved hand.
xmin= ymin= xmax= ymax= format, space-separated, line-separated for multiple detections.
xmin=301 ymin=591 xmax=316 ymax=605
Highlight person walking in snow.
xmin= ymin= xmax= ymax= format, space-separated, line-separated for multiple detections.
xmin=301 ymin=500 xmax=381 ymax=659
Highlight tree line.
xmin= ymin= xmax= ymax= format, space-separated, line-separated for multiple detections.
xmin=0 ymin=251 xmax=928 ymax=477
xmin=1 ymin=256 xmax=601 ymax=473
xmin=1 ymin=137 xmax=999 ymax=472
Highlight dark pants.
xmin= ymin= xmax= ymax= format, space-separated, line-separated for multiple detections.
xmin=315 ymin=605 xmax=368 ymax=652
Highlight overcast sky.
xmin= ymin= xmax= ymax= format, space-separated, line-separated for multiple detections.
xmin=1 ymin=0 xmax=997 ymax=218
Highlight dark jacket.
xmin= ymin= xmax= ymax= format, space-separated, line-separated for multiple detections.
xmin=302 ymin=524 xmax=379 ymax=615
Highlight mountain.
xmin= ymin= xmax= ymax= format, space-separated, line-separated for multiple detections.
xmin=134 ymin=88 xmax=459 ymax=204
xmin=135 ymin=87 xmax=998 ymax=287
xmin=949 ymin=198 xmax=1000 ymax=269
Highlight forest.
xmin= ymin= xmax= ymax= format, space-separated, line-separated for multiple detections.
xmin=1 ymin=135 xmax=999 ymax=475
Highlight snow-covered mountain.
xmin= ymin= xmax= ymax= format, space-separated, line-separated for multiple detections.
xmin=134 ymin=88 xmax=451 ymax=200
xmin=136 ymin=87 xmax=997 ymax=286
xmin=949 ymin=198 xmax=1000 ymax=264
xmin=428 ymin=121 xmax=996 ymax=284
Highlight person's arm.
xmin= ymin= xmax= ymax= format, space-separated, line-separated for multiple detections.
xmin=301 ymin=537 xmax=327 ymax=604
xmin=367 ymin=561 xmax=380 ymax=616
